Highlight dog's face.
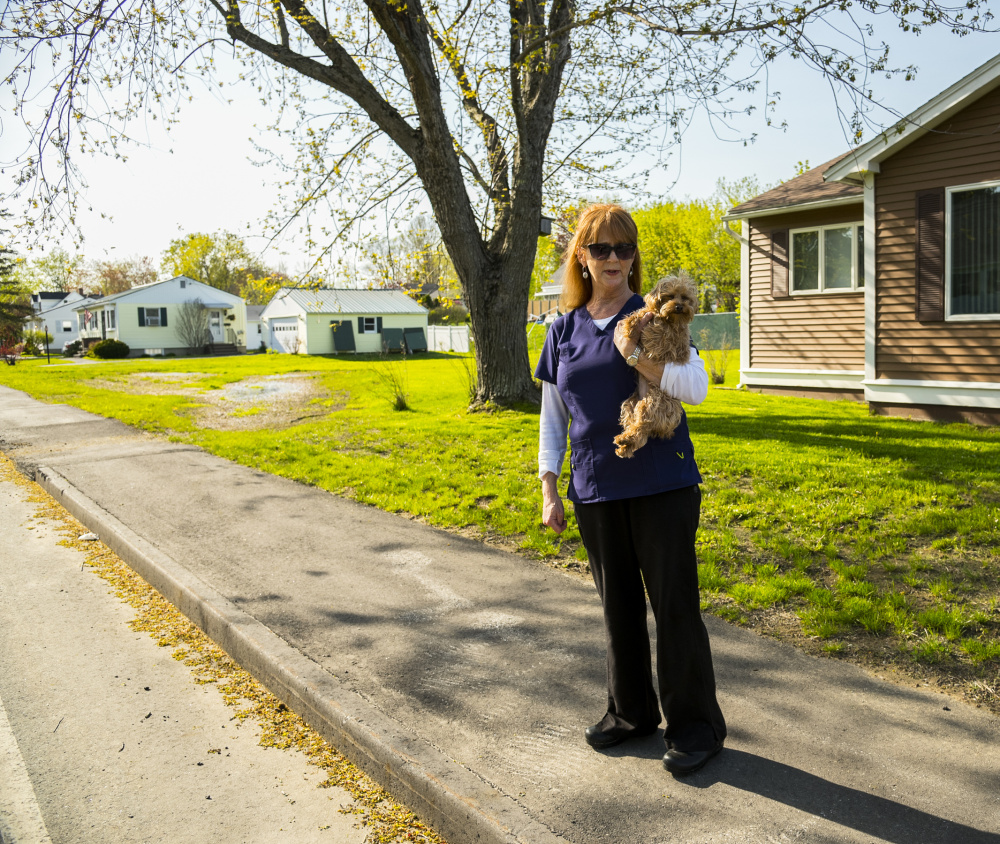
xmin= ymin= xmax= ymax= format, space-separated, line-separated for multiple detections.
xmin=644 ymin=276 xmax=699 ymax=324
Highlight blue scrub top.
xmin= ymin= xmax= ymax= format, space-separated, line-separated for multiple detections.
xmin=535 ymin=294 xmax=702 ymax=504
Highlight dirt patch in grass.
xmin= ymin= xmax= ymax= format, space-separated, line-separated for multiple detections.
xmin=91 ymin=372 xmax=211 ymax=396
xmin=188 ymin=375 xmax=347 ymax=432
xmin=94 ymin=372 xmax=347 ymax=432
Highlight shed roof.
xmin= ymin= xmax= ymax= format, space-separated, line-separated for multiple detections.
xmin=726 ymin=153 xmax=862 ymax=218
xmin=274 ymin=288 xmax=427 ymax=315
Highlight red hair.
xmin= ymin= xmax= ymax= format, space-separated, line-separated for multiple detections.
xmin=560 ymin=203 xmax=642 ymax=310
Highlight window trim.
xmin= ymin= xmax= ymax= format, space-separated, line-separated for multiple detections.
xmin=788 ymin=222 xmax=865 ymax=294
xmin=945 ymin=179 xmax=1000 ymax=322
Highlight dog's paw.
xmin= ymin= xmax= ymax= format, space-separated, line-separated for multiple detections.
xmin=613 ymin=433 xmax=635 ymax=459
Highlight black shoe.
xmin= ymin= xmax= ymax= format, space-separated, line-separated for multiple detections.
xmin=584 ymin=722 xmax=658 ymax=750
xmin=662 ymin=741 xmax=723 ymax=776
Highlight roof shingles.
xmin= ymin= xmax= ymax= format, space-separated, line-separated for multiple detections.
xmin=727 ymin=152 xmax=862 ymax=217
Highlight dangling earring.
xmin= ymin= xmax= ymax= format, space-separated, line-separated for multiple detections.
xmin=629 ymin=267 xmax=633 ymax=277
xmin=582 ymin=267 xmax=589 ymax=280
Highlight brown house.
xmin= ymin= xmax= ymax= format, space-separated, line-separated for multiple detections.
xmin=726 ymin=55 xmax=1000 ymax=425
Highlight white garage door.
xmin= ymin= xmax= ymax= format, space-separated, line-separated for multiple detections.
xmin=270 ymin=318 xmax=301 ymax=353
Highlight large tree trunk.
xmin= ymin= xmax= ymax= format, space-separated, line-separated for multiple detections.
xmin=462 ymin=250 xmax=538 ymax=408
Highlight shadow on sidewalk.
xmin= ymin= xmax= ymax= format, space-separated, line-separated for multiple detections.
xmin=690 ymin=749 xmax=996 ymax=843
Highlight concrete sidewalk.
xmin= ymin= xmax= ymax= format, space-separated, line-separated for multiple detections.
xmin=1 ymin=384 xmax=998 ymax=844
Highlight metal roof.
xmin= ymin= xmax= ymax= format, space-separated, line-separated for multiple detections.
xmin=276 ymin=288 xmax=428 ymax=315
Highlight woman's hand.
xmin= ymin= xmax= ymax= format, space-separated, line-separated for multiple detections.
xmin=541 ymin=472 xmax=567 ymax=534
xmin=613 ymin=312 xmax=653 ymax=359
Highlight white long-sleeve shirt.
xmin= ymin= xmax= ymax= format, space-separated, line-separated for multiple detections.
xmin=537 ymin=318 xmax=709 ymax=480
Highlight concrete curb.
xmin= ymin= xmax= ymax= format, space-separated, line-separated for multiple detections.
xmin=33 ymin=465 xmax=568 ymax=844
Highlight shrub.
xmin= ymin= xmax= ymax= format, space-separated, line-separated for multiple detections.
xmin=63 ymin=340 xmax=83 ymax=357
xmin=698 ymin=328 xmax=733 ymax=385
xmin=89 ymin=338 xmax=131 ymax=359
xmin=22 ymin=329 xmax=53 ymax=356
xmin=428 ymin=300 xmax=470 ymax=325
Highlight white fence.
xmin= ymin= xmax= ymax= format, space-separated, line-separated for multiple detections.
xmin=426 ymin=325 xmax=470 ymax=353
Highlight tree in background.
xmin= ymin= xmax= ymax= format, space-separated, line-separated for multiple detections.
xmin=634 ymin=199 xmax=738 ymax=312
xmin=175 ymin=298 xmax=211 ymax=353
xmin=11 ymin=248 xmax=88 ymax=293
xmin=5 ymin=1 xmax=995 ymax=405
xmin=240 ymin=273 xmax=287 ymax=306
xmin=92 ymin=255 xmax=158 ymax=295
xmin=0 ymin=218 xmax=31 ymax=352
xmin=633 ymin=177 xmax=773 ymax=313
xmin=161 ymin=232 xmax=271 ymax=296
xmin=367 ymin=215 xmax=458 ymax=298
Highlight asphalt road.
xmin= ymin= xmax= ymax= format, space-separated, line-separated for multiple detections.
xmin=0 ymin=466 xmax=370 ymax=844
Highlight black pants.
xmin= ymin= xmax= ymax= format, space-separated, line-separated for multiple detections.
xmin=575 ymin=485 xmax=726 ymax=751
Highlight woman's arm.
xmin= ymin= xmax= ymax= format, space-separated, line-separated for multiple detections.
xmin=661 ymin=347 xmax=709 ymax=405
xmin=538 ymin=381 xmax=568 ymax=534
xmin=613 ymin=316 xmax=708 ymax=405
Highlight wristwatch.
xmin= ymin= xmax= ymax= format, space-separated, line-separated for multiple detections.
xmin=626 ymin=345 xmax=642 ymax=367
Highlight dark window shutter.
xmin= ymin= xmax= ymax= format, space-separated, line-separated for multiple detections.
xmin=160 ymin=307 xmax=168 ymax=327
xmin=771 ymin=230 xmax=789 ymax=298
xmin=357 ymin=317 xmax=364 ymax=334
xmin=376 ymin=317 xmax=383 ymax=333
xmin=138 ymin=308 xmax=146 ymax=327
xmin=915 ymin=188 xmax=945 ymax=321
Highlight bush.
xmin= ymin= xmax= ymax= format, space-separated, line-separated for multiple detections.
xmin=89 ymin=338 xmax=131 ymax=359
xmin=62 ymin=340 xmax=83 ymax=357
xmin=22 ymin=329 xmax=53 ymax=356
xmin=428 ymin=301 xmax=470 ymax=325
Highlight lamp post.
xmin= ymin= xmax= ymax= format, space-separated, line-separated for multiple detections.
xmin=44 ymin=323 xmax=50 ymax=363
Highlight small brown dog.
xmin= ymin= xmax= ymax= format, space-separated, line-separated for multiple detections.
xmin=614 ymin=274 xmax=699 ymax=458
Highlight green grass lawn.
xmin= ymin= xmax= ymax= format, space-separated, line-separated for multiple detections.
xmin=3 ymin=342 xmax=998 ymax=710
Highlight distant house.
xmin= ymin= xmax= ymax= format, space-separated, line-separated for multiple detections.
xmin=260 ymin=288 xmax=428 ymax=354
xmin=246 ymin=305 xmax=266 ymax=350
xmin=27 ymin=289 xmax=100 ymax=347
xmin=529 ymin=278 xmax=562 ymax=323
xmin=725 ymin=54 xmax=1000 ymax=425
xmin=74 ymin=276 xmax=247 ymax=356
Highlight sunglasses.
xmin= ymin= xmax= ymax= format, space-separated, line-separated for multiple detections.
xmin=586 ymin=242 xmax=637 ymax=261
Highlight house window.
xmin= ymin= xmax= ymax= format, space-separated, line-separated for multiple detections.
xmin=143 ymin=308 xmax=160 ymax=326
xmin=107 ymin=309 xmax=116 ymax=330
xmin=357 ymin=316 xmax=382 ymax=334
xmin=947 ymin=181 xmax=1000 ymax=318
xmin=790 ymin=224 xmax=864 ymax=292
xmin=61 ymin=321 xmax=72 ymax=332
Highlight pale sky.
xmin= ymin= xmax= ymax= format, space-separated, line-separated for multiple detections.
xmin=1 ymin=21 xmax=997 ymax=272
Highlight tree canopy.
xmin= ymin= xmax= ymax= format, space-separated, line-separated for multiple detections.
xmin=3 ymin=1 xmax=995 ymax=404
xmin=161 ymin=231 xmax=271 ymax=295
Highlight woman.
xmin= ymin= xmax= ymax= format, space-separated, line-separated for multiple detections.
xmin=536 ymin=203 xmax=726 ymax=776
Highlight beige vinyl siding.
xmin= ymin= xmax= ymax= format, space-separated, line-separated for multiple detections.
xmin=122 ymin=305 xmax=179 ymax=349
xmin=875 ymin=84 xmax=1000 ymax=384
xmin=748 ymin=206 xmax=865 ymax=371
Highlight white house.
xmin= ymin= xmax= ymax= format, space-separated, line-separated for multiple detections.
xmin=74 ymin=276 xmax=248 ymax=356
xmin=246 ymin=305 xmax=266 ymax=351
xmin=27 ymin=290 xmax=100 ymax=348
xmin=260 ymin=288 xmax=429 ymax=354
